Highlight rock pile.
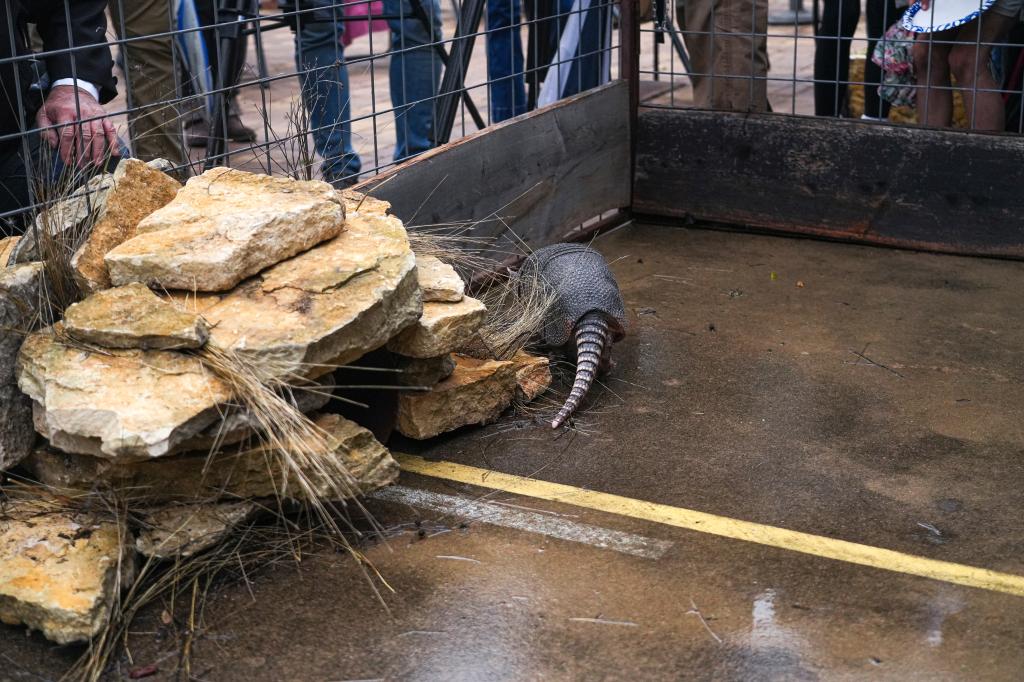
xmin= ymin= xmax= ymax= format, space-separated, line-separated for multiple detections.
xmin=0 ymin=163 xmax=551 ymax=644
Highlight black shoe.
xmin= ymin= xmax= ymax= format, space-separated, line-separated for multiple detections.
xmin=329 ymin=175 xmax=360 ymax=189
xmin=186 ymin=119 xmax=210 ymax=148
xmin=226 ymin=114 xmax=256 ymax=143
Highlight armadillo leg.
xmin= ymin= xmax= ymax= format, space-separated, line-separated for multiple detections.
xmin=551 ymin=314 xmax=610 ymax=428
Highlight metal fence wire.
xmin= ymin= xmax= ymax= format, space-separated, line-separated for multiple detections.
xmin=641 ymin=0 xmax=1024 ymax=131
xmin=0 ymin=0 xmax=621 ymax=234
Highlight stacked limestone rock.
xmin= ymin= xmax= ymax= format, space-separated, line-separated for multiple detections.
xmin=385 ymin=255 xmax=552 ymax=439
xmin=0 ymin=162 xmax=551 ymax=645
xmin=0 ymin=164 xmax=413 ymax=643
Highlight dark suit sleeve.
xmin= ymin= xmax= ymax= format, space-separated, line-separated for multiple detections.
xmin=31 ymin=0 xmax=117 ymax=103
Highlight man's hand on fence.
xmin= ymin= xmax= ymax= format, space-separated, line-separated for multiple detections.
xmin=35 ymin=85 xmax=119 ymax=168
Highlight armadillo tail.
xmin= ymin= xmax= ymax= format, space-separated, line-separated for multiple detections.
xmin=551 ymin=314 xmax=610 ymax=428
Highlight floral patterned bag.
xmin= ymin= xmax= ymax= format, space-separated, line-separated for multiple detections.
xmin=872 ymin=23 xmax=917 ymax=107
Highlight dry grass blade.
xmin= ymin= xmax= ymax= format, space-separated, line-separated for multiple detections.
xmin=62 ymin=512 xmax=327 ymax=682
xmin=463 ymin=266 xmax=557 ymax=361
xmin=193 ymin=344 xmax=372 ymax=538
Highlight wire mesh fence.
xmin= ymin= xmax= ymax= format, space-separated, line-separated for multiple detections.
xmin=639 ymin=0 xmax=1024 ymax=133
xmin=0 ymin=0 xmax=621 ymax=235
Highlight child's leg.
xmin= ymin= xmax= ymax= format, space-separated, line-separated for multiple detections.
xmin=949 ymin=12 xmax=1017 ymax=130
xmin=913 ymin=29 xmax=956 ymax=127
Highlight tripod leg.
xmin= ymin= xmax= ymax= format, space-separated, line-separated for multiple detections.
xmin=667 ymin=23 xmax=692 ymax=73
xmin=203 ymin=0 xmax=250 ymax=168
xmin=434 ymin=0 xmax=486 ymax=142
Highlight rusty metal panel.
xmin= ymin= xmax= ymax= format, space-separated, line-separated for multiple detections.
xmin=634 ymin=108 xmax=1024 ymax=259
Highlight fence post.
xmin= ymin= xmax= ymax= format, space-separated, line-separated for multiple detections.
xmin=619 ymin=0 xmax=640 ymax=201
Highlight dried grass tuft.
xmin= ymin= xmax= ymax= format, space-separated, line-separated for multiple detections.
xmin=29 ymin=146 xmax=119 ymax=323
xmin=193 ymin=345 xmax=372 ymax=535
xmin=462 ymin=266 xmax=556 ymax=361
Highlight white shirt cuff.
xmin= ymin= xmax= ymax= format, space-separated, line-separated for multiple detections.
xmin=51 ymin=78 xmax=100 ymax=101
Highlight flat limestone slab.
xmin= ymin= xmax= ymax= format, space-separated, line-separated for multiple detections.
xmin=0 ymin=262 xmax=45 ymax=469
xmin=0 ymin=237 xmax=18 ymax=266
xmin=0 ymin=384 xmax=34 ymax=471
xmin=25 ymin=413 xmax=400 ymax=502
xmin=0 ymin=503 xmax=133 ymax=644
xmin=17 ymin=327 xmax=233 ymax=460
xmin=1 ymin=263 xmax=45 ymax=386
xmin=71 ymin=158 xmax=181 ymax=293
xmin=416 ymin=255 xmax=465 ymax=302
xmin=510 ymin=350 xmax=551 ymax=401
xmin=396 ymin=355 xmax=518 ymax=439
xmin=105 ymin=168 xmax=345 ymax=292
xmin=387 ymin=297 xmax=487 ymax=359
xmin=135 ymin=501 xmax=259 ymax=559
xmin=197 ymin=193 xmax=421 ymax=379
xmin=176 ymin=373 xmax=334 ymax=452
xmin=395 ymin=353 xmax=456 ymax=386
xmin=63 ymin=283 xmax=209 ymax=350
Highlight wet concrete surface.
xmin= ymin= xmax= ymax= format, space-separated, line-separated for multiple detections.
xmin=3 ymin=223 xmax=1023 ymax=680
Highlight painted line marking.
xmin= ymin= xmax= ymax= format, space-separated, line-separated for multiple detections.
xmin=394 ymin=454 xmax=1024 ymax=598
xmin=370 ymin=485 xmax=674 ymax=560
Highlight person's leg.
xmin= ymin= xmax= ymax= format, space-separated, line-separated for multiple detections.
xmin=486 ymin=0 xmax=527 ymax=121
xmin=294 ymin=4 xmax=361 ymax=183
xmin=384 ymin=0 xmax=442 ymax=161
xmin=109 ymin=0 xmax=190 ymax=170
xmin=948 ymin=11 xmax=1016 ymax=130
xmin=0 ymin=139 xmax=36 ymax=237
xmin=863 ymin=0 xmax=898 ymax=118
xmin=913 ymin=28 xmax=956 ymax=127
xmin=560 ymin=0 xmax=611 ymax=97
xmin=710 ymin=0 xmax=769 ymax=112
xmin=813 ymin=0 xmax=861 ymax=116
xmin=526 ymin=0 xmax=558 ymax=108
xmin=679 ymin=0 xmax=714 ymax=107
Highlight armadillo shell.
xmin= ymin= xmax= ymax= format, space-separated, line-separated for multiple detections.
xmin=518 ymin=243 xmax=627 ymax=348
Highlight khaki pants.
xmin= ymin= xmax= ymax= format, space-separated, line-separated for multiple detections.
xmin=109 ymin=0 xmax=190 ymax=169
xmin=677 ymin=0 xmax=769 ymax=112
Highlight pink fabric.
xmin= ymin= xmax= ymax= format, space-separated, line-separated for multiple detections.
xmin=341 ymin=0 xmax=388 ymax=46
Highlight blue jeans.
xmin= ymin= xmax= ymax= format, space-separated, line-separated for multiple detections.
xmin=384 ymin=0 xmax=442 ymax=161
xmin=295 ymin=7 xmax=361 ymax=184
xmin=486 ymin=0 xmax=526 ymax=122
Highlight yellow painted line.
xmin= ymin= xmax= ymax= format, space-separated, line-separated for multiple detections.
xmin=396 ymin=454 xmax=1024 ymax=598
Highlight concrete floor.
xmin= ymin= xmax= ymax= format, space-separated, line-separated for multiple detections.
xmin=3 ymin=223 xmax=1024 ymax=681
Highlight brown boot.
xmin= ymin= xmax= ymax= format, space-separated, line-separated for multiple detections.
xmin=186 ymin=115 xmax=256 ymax=147
xmin=226 ymin=113 xmax=256 ymax=143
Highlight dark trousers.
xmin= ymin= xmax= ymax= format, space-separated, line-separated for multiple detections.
xmin=814 ymin=0 xmax=899 ymax=118
xmin=0 ymin=137 xmax=39 ymax=237
xmin=0 ymin=135 xmax=122 ymax=238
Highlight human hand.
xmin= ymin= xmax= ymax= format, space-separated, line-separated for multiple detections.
xmin=920 ymin=0 xmax=930 ymax=10
xmin=35 ymin=85 xmax=119 ymax=168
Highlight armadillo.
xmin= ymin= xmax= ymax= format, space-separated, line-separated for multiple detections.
xmin=518 ymin=243 xmax=627 ymax=428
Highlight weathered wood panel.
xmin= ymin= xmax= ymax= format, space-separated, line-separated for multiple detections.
xmin=634 ymin=108 xmax=1024 ymax=258
xmin=353 ymin=81 xmax=631 ymax=262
